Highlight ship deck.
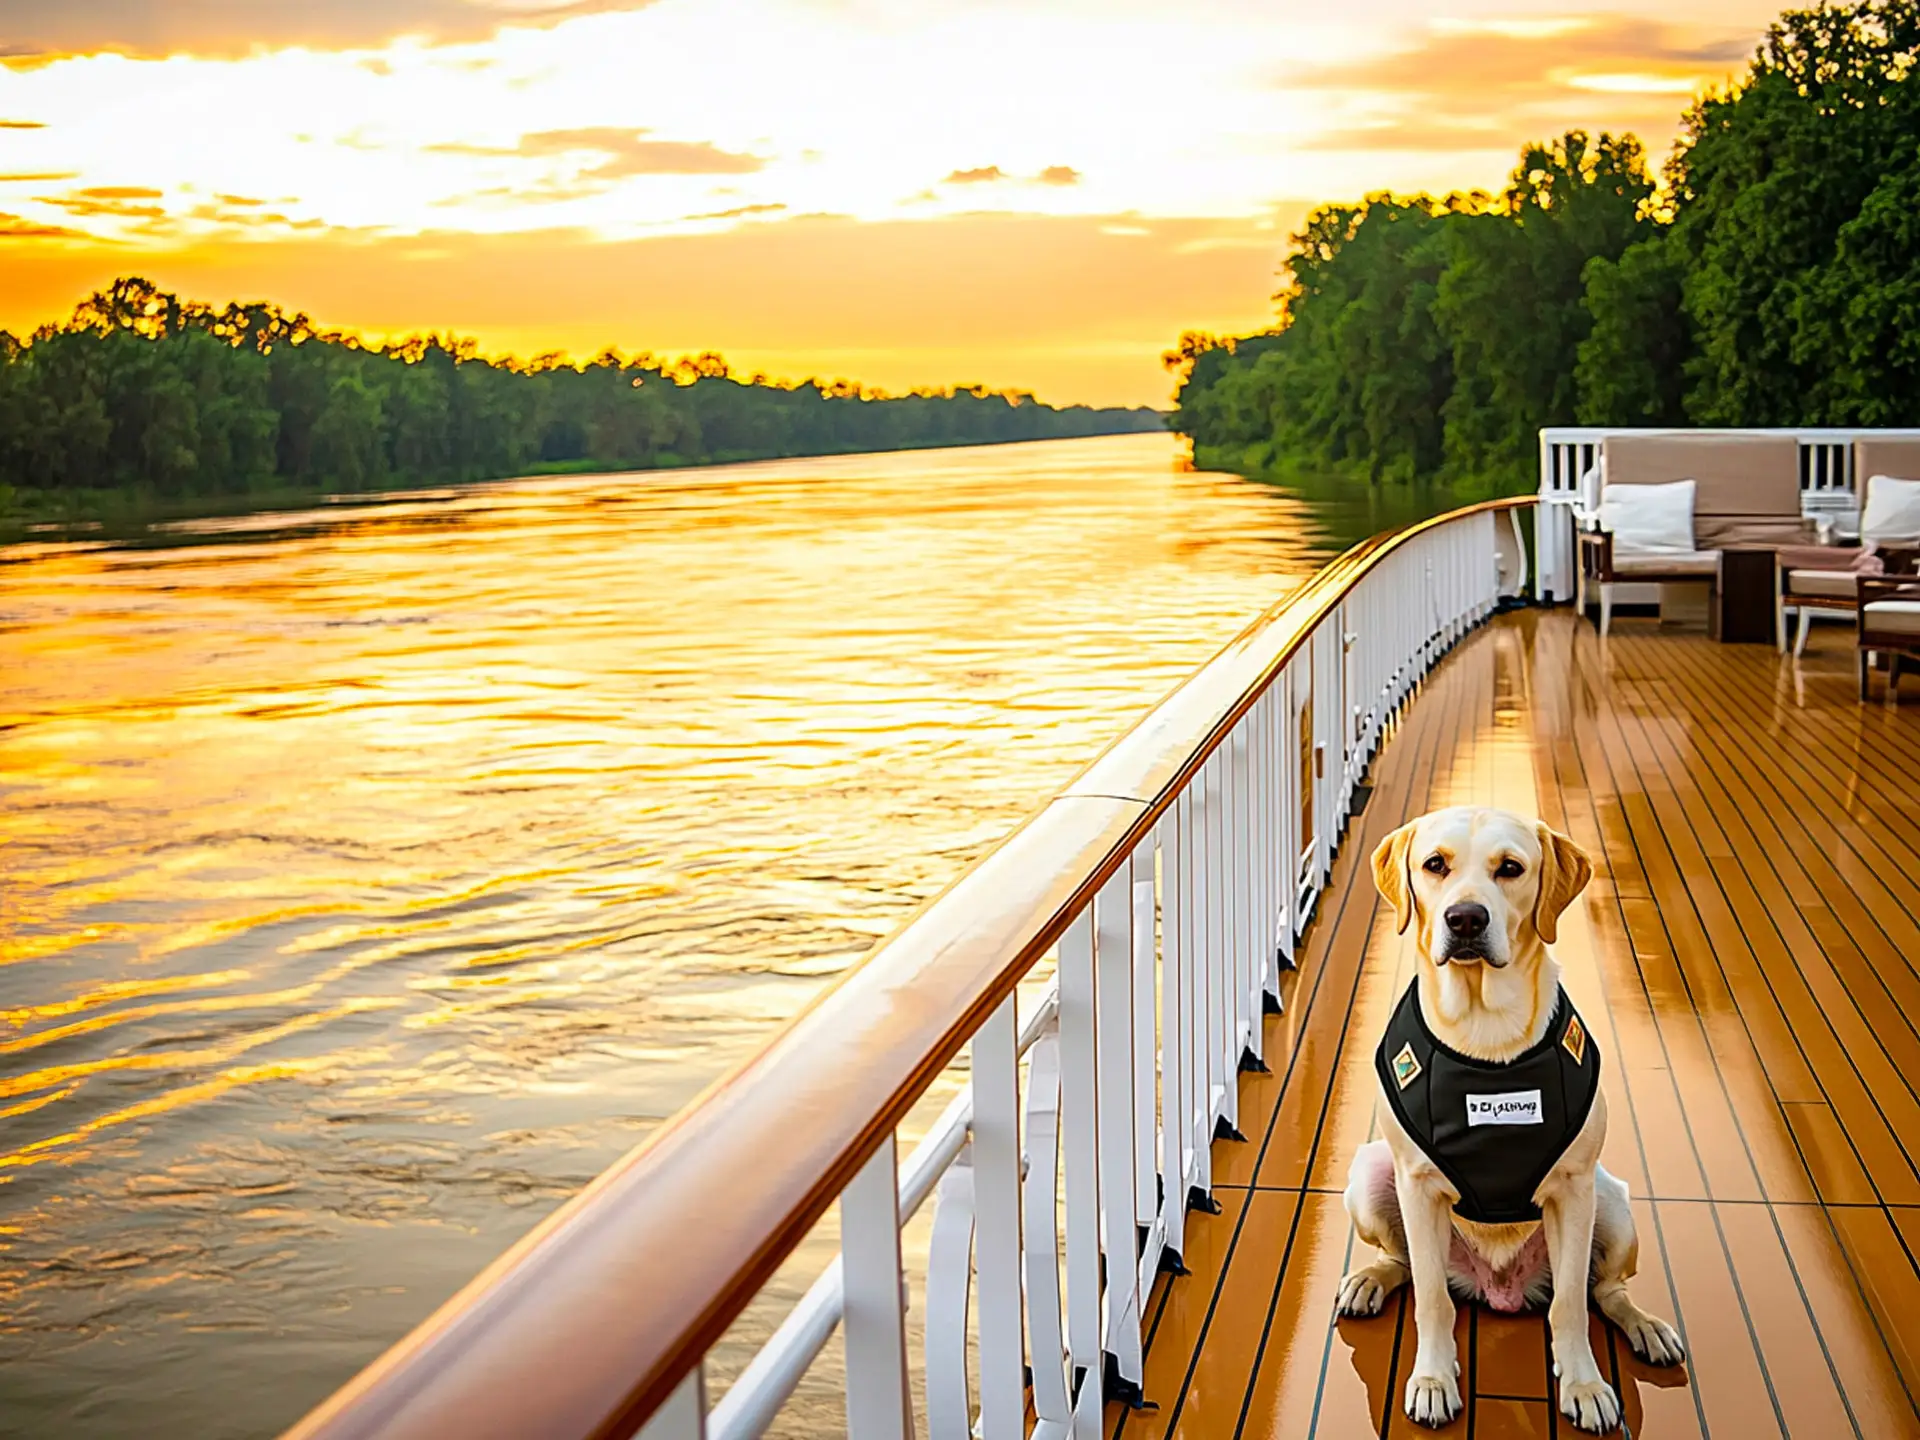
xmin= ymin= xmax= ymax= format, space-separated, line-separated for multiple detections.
xmin=1109 ymin=609 xmax=1920 ymax=1440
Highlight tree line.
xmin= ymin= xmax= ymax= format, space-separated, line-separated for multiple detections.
xmin=0 ymin=278 xmax=1162 ymax=506
xmin=1169 ymin=0 xmax=1920 ymax=484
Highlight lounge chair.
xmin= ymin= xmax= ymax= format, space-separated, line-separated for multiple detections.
xmin=1781 ymin=438 xmax=1920 ymax=653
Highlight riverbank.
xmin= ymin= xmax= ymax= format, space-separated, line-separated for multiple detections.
xmin=1193 ymin=441 xmax=1532 ymax=540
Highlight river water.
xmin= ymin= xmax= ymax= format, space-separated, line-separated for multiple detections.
xmin=0 ymin=434 xmax=1460 ymax=1438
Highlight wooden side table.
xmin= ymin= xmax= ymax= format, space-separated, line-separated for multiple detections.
xmin=1712 ymin=549 xmax=1777 ymax=644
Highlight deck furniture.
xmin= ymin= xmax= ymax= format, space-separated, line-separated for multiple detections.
xmin=1711 ymin=547 xmax=1780 ymax=643
xmin=1780 ymin=437 xmax=1920 ymax=653
xmin=1576 ymin=433 xmax=1808 ymax=640
xmin=1858 ymin=574 xmax=1920 ymax=699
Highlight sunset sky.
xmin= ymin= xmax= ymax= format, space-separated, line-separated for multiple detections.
xmin=2 ymin=0 xmax=1782 ymax=406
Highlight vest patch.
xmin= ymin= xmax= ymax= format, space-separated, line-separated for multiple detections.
xmin=1563 ymin=1015 xmax=1587 ymax=1065
xmin=1466 ymin=1089 xmax=1543 ymax=1126
xmin=1392 ymin=1043 xmax=1422 ymax=1089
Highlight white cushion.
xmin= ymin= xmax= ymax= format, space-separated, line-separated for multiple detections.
xmin=1863 ymin=599 xmax=1920 ymax=636
xmin=1861 ymin=475 xmax=1920 ymax=544
xmin=1786 ymin=569 xmax=1858 ymax=599
xmin=1612 ymin=551 xmax=1719 ymax=577
xmin=1601 ymin=479 xmax=1695 ymax=555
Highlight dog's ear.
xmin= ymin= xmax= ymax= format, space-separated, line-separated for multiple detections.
xmin=1532 ymin=822 xmax=1594 ymax=945
xmin=1371 ymin=820 xmax=1419 ymax=936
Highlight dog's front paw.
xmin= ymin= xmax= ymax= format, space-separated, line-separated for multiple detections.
xmin=1623 ymin=1312 xmax=1685 ymax=1367
xmin=1559 ymin=1377 xmax=1621 ymax=1433
xmin=1404 ymin=1370 xmax=1462 ymax=1428
xmin=1334 ymin=1260 xmax=1403 ymax=1318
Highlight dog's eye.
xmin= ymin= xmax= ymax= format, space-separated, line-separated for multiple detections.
xmin=1495 ymin=859 xmax=1524 ymax=879
xmin=1422 ymin=855 xmax=1447 ymax=875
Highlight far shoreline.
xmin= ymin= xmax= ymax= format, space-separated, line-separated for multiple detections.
xmin=0 ymin=425 xmax=1173 ymax=552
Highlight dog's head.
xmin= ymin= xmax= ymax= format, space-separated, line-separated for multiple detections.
xmin=1370 ymin=806 xmax=1592 ymax=969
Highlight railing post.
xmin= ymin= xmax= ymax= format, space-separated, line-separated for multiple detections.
xmin=1056 ymin=910 xmax=1105 ymax=1436
xmin=843 ymin=1134 xmax=913 ymax=1440
xmin=972 ymin=997 xmax=1024 ymax=1440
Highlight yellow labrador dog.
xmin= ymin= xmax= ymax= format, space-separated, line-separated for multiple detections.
xmin=1336 ymin=806 xmax=1683 ymax=1431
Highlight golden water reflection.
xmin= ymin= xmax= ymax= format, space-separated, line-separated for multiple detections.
xmin=2 ymin=434 xmax=1342 ymax=1438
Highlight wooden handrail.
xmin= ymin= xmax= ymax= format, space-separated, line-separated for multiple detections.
xmin=282 ymin=494 xmax=1534 ymax=1440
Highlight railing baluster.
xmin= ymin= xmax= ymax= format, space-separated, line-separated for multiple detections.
xmin=1160 ymin=807 xmax=1189 ymax=1262
xmin=1228 ymin=728 xmax=1249 ymax=1066
xmin=639 ymin=1367 xmax=706 ymax=1440
xmin=1093 ymin=868 xmax=1143 ymax=1391
xmin=1021 ymin=1029 xmax=1070 ymax=1428
xmin=1178 ymin=787 xmax=1212 ymax=1201
xmin=1130 ymin=844 xmax=1157 ymax=1234
xmin=843 ymin=1134 xmax=912 ymax=1440
xmin=925 ymin=1146 xmax=975 ymax=1440
xmin=972 ymin=996 xmax=1024 ymax=1440
xmin=1203 ymin=754 xmax=1233 ymax=1132
xmin=1057 ymin=909 xmax=1104 ymax=1436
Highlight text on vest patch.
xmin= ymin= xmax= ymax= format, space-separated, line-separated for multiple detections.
xmin=1465 ymin=1089 xmax=1543 ymax=1126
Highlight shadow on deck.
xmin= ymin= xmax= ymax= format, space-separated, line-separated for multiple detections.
xmin=1109 ymin=609 xmax=1920 ymax=1440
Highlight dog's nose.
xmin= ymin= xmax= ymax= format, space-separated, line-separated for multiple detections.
xmin=1444 ymin=902 xmax=1490 ymax=939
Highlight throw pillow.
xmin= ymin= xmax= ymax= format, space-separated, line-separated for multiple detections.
xmin=1600 ymin=479 xmax=1695 ymax=555
xmin=1861 ymin=475 xmax=1920 ymax=544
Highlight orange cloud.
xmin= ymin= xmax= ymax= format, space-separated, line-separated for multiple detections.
xmin=944 ymin=165 xmax=1082 ymax=187
xmin=683 ymin=202 xmax=788 ymax=222
xmin=0 ymin=212 xmax=81 ymax=239
xmin=0 ymin=0 xmax=662 ymax=63
xmin=35 ymin=188 xmax=168 ymax=220
xmin=429 ymin=127 xmax=766 ymax=177
xmin=1292 ymin=15 xmax=1754 ymax=153
xmin=0 ymin=120 xmax=48 ymax=128
xmin=0 ymin=210 xmax=1299 ymax=405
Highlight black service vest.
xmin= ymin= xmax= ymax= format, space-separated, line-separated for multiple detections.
xmin=1374 ymin=981 xmax=1600 ymax=1224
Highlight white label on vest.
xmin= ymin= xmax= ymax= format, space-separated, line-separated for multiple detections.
xmin=1466 ymin=1090 xmax=1543 ymax=1126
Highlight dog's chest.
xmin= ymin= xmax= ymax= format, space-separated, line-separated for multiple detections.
xmin=1375 ymin=981 xmax=1600 ymax=1225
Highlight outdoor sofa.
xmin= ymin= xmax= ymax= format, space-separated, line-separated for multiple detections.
xmin=1576 ymin=434 xmax=1809 ymax=640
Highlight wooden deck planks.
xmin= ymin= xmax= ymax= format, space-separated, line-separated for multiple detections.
xmin=1109 ymin=611 xmax=1920 ymax=1440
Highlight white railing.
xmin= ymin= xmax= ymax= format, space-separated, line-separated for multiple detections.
xmin=284 ymin=500 xmax=1532 ymax=1440
xmin=1533 ymin=426 xmax=1920 ymax=602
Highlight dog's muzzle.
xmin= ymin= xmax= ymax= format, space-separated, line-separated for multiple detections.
xmin=1439 ymin=902 xmax=1504 ymax=966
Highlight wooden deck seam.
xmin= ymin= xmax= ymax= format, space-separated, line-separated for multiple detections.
xmin=1568 ymin=638 xmax=1822 ymax=1438
xmin=1533 ymin=646 xmax=1724 ymax=1440
xmin=1608 ymin=632 xmax=1920 ymax=1427
xmin=1651 ymin=635 xmax=1920 ymax=869
xmin=1633 ymin=640 xmax=1920 ymax=1064
xmin=1631 ymin=650 xmax=1920 ymax=1129
xmin=1640 ymin=638 xmax=1920 ymax=940
xmin=1620 ymin=660 xmax=1920 ymax=1208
